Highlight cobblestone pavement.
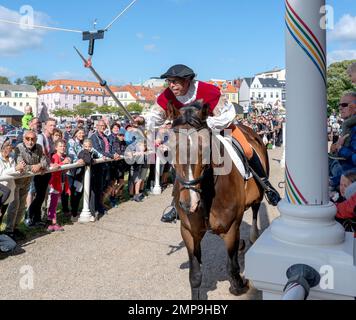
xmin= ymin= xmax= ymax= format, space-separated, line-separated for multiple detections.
xmin=0 ymin=147 xmax=285 ymax=300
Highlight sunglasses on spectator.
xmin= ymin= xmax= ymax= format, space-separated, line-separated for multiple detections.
xmin=25 ymin=137 xmax=36 ymax=142
xmin=339 ymin=101 xmax=356 ymax=108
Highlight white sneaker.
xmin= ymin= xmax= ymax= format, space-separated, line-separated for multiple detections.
xmin=89 ymin=216 xmax=96 ymax=222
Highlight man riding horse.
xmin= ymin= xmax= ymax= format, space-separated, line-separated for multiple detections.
xmin=146 ymin=64 xmax=281 ymax=222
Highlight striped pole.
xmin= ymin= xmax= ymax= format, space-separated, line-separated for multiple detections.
xmin=246 ymin=0 xmax=356 ymax=300
xmin=270 ymin=0 xmax=344 ymax=246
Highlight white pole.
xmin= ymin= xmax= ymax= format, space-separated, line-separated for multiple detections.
xmin=152 ymin=154 xmax=162 ymax=195
xmin=79 ymin=166 xmax=92 ymax=223
xmin=245 ymin=0 xmax=356 ymax=300
xmin=281 ymin=121 xmax=286 ymax=168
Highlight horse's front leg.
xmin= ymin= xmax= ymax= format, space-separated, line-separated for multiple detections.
xmin=181 ymin=225 xmax=203 ymax=300
xmin=223 ymin=221 xmax=249 ymax=295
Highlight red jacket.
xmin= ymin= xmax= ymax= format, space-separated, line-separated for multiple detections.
xmin=49 ymin=153 xmax=70 ymax=195
xmin=336 ymin=193 xmax=356 ymax=220
xmin=157 ymin=81 xmax=221 ymax=115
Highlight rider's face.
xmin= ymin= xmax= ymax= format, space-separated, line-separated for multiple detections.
xmin=166 ymin=77 xmax=191 ymax=96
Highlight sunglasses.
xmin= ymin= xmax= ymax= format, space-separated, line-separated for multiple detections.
xmin=25 ymin=137 xmax=36 ymax=142
xmin=339 ymin=101 xmax=356 ymax=108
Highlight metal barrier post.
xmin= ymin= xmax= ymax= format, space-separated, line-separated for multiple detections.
xmin=79 ymin=165 xmax=92 ymax=223
xmin=152 ymin=153 xmax=162 ymax=195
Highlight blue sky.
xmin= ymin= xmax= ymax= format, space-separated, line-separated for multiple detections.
xmin=0 ymin=0 xmax=355 ymax=85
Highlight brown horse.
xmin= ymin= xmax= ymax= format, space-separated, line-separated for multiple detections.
xmin=167 ymin=101 xmax=269 ymax=300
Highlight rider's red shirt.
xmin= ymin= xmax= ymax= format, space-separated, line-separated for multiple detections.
xmin=157 ymin=81 xmax=221 ymax=115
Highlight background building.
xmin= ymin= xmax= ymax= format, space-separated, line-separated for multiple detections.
xmin=0 ymin=84 xmax=38 ymax=115
xmin=38 ymin=80 xmax=110 ymax=114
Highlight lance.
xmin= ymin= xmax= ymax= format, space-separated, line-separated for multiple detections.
xmin=74 ymin=46 xmax=146 ymax=138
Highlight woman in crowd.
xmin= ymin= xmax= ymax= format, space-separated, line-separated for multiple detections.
xmin=65 ymin=129 xmax=86 ymax=220
xmin=0 ymin=139 xmax=26 ymax=231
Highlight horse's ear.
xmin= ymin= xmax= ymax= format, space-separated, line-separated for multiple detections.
xmin=167 ymin=101 xmax=180 ymax=120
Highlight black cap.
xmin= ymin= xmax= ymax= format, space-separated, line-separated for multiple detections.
xmin=160 ymin=64 xmax=196 ymax=79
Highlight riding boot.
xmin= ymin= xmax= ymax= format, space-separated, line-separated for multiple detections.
xmin=248 ymin=150 xmax=281 ymax=206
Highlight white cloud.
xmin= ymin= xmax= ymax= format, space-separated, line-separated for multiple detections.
xmin=0 ymin=5 xmax=50 ymax=56
xmin=136 ymin=32 xmax=144 ymax=39
xmin=144 ymin=44 xmax=157 ymax=52
xmin=328 ymin=50 xmax=356 ymax=65
xmin=0 ymin=66 xmax=16 ymax=78
xmin=329 ymin=14 xmax=356 ymax=41
xmin=51 ymin=71 xmax=80 ymax=80
xmin=152 ymin=35 xmax=160 ymax=40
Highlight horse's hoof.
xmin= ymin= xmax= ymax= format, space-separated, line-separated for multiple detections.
xmin=229 ymin=279 xmax=249 ymax=296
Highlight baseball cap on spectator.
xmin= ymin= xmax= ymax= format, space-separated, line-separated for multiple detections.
xmin=119 ymin=128 xmax=126 ymax=135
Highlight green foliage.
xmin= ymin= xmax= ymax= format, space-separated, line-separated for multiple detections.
xmin=127 ymin=102 xmax=144 ymax=114
xmin=74 ymin=102 xmax=97 ymax=117
xmin=23 ymin=75 xmax=47 ymax=91
xmin=15 ymin=78 xmax=24 ymax=85
xmin=52 ymin=108 xmax=74 ymax=118
xmin=95 ymin=105 xmax=120 ymax=114
xmin=327 ymin=60 xmax=356 ymax=114
xmin=0 ymin=76 xmax=11 ymax=84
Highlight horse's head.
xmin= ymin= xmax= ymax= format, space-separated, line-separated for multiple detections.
xmin=168 ymin=100 xmax=212 ymax=215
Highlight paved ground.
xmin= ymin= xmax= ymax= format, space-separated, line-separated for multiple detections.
xmin=0 ymin=147 xmax=285 ymax=300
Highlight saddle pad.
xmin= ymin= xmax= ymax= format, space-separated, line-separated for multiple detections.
xmin=214 ymin=133 xmax=253 ymax=180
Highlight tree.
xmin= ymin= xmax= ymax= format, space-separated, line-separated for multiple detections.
xmin=15 ymin=78 xmax=24 ymax=85
xmin=52 ymin=108 xmax=74 ymax=118
xmin=74 ymin=102 xmax=97 ymax=117
xmin=327 ymin=60 xmax=356 ymax=114
xmin=23 ymin=75 xmax=47 ymax=91
xmin=0 ymin=76 xmax=11 ymax=85
xmin=127 ymin=102 xmax=144 ymax=114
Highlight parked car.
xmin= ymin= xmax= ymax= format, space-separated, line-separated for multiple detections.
xmin=3 ymin=129 xmax=22 ymax=141
xmin=0 ymin=123 xmax=15 ymax=135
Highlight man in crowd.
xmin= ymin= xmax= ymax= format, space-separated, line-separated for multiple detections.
xmin=64 ymin=122 xmax=73 ymax=142
xmin=6 ymin=130 xmax=48 ymax=237
xmin=347 ymin=62 xmax=356 ymax=84
xmin=329 ymin=92 xmax=356 ymax=188
xmin=27 ymin=118 xmax=57 ymax=227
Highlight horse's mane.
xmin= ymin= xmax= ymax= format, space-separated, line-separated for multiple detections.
xmin=172 ymin=102 xmax=208 ymax=130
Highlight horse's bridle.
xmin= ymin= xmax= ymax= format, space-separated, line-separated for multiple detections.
xmin=172 ymin=126 xmax=211 ymax=195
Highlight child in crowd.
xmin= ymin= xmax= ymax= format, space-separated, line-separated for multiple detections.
xmin=334 ymin=170 xmax=356 ymax=232
xmin=47 ymin=139 xmax=71 ymax=232
xmin=79 ymin=139 xmax=103 ymax=222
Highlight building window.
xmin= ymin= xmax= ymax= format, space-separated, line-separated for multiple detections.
xmin=19 ymin=93 xmax=23 ymax=98
xmin=15 ymin=93 xmax=18 ymax=98
xmin=26 ymin=102 xmax=30 ymax=106
xmin=271 ymin=92 xmax=274 ymax=98
xmin=276 ymin=92 xmax=279 ymax=98
xmin=96 ymin=96 xmax=98 ymax=101
xmin=252 ymin=92 xmax=255 ymax=98
xmin=13 ymin=102 xmax=16 ymax=107
xmin=20 ymin=102 xmax=23 ymax=107
xmin=264 ymin=92 xmax=267 ymax=98
xmin=74 ymin=95 xmax=76 ymax=100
